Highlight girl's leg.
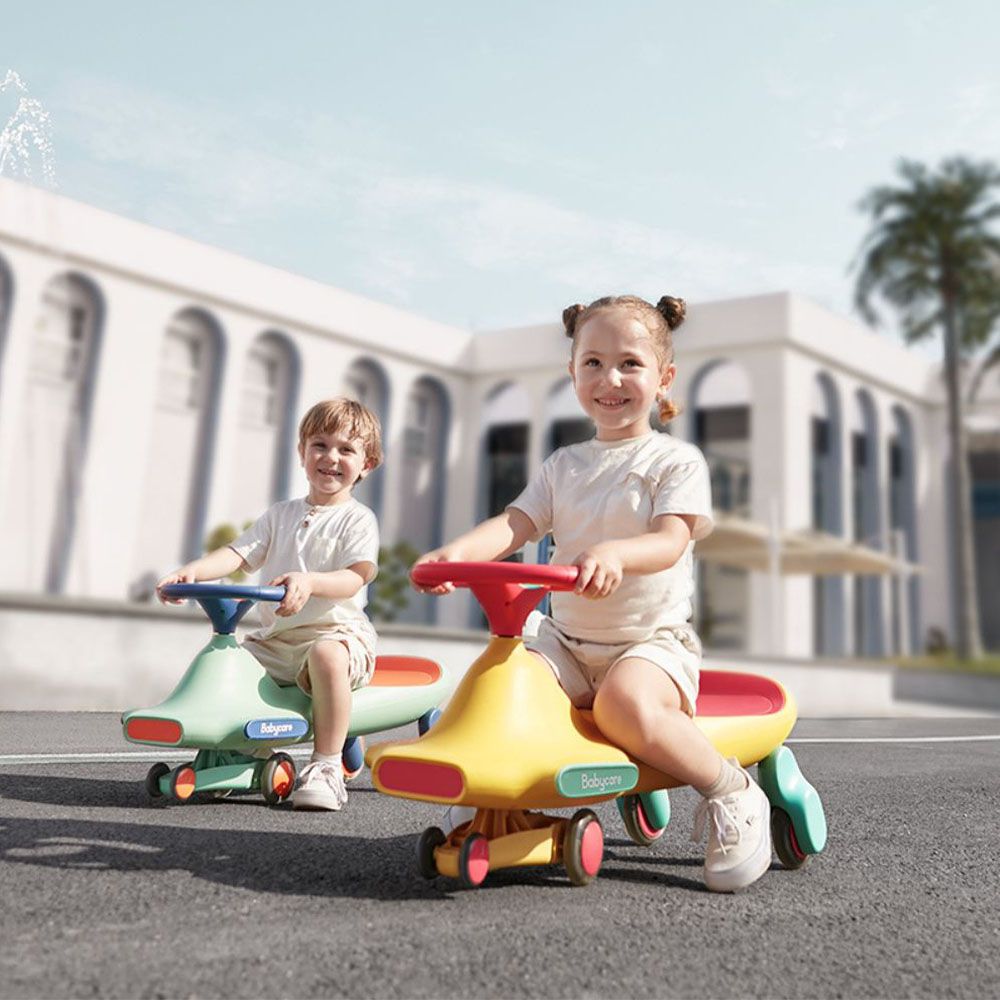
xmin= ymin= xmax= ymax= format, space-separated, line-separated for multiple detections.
xmin=591 ymin=656 xmax=722 ymax=786
xmin=594 ymin=656 xmax=773 ymax=893
xmin=306 ymin=640 xmax=352 ymax=757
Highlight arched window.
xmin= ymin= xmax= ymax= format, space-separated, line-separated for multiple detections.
xmin=480 ymin=381 xmax=531 ymax=522
xmin=812 ymin=373 xmax=845 ymax=655
xmin=889 ymin=405 xmax=920 ymax=653
xmin=850 ymin=390 xmax=884 ymax=656
xmin=131 ymin=309 xmax=223 ymax=592
xmin=341 ymin=358 xmax=390 ymax=518
xmin=232 ymin=332 xmax=299 ymax=524
xmin=397 ymin=376 xmax=450 ymax=624
xmin=687 ymin=359 xmax=753 ymax=652
xmin=545 ymin=376 xmax=592 ymax=455
xmin=1 ymin=273 xmax=103 ymax=592
xmin=0 ymin=254 xmax=12 ymax=384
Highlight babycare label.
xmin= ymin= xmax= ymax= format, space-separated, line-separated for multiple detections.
xmin=245 ymin=717 xmax=310 ymax=740
xmin=555 ymin=762 xmax=638 ymax=799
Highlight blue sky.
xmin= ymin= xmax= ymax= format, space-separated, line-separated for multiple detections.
xmin=3 ymin=2 xmax=1000 ymax=333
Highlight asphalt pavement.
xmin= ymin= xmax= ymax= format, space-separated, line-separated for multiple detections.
xmin=1 ymin=713 xmax=999 ymax=999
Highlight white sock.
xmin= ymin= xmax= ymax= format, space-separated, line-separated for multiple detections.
xmin=311 ymin=751 xmax=342 ymax=768
xmin=696 ymin=757 xmax=748 ymax=799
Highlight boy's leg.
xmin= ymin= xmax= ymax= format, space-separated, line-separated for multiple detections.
xmin=592 ymin=658 xmax=771 ymax=892
xmin=291 ymin=640 xmax=352 ymax=811
xmin=305 ymin=640 xmax=353 ymax=757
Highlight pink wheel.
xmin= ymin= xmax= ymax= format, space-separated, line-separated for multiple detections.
xmin=458 ymin=833 xmax=490 ymax=888
xmin=564 ymin=809 xmax=603 ymax=886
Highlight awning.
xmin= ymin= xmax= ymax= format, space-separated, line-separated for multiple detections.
xmin=695 ymin=515 xmax=922 ymax=576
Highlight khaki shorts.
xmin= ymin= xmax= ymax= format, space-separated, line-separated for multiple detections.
xmin=526 ymin=617 xmax=702 ymax=716
xmin=243 ymin=620 xmax=377 ymax=695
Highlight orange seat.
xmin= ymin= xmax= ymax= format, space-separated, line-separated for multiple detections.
xmin=370 ymin=655 xmax=442 ymax=688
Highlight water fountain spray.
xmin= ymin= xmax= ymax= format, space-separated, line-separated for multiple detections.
xmin=0 ymin=70 xmax=56 ymax=185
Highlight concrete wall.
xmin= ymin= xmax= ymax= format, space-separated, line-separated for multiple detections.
xmin=0 ymin=597 xmax=978 ymax=718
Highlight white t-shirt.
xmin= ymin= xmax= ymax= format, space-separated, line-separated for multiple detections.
xmin=229 ymin=497 xmax=379 ymax=639
xmin=510 ymin=432 xmax=714 ymax=643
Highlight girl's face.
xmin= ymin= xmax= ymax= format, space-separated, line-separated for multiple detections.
xmin=569 ymin=309 xmax=675 ymax=441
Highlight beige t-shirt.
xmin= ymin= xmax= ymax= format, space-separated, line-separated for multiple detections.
xmin=509 ymin=432 xmax=714 ymax=643
xmin=229 ymin=497 xmax=379 ymax=639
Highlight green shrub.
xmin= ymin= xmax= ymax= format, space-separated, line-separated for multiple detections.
xmin=369 ymin=541 xmax=421 ymax=622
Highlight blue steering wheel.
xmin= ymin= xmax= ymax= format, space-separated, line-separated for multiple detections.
xmin=160 ymin=582 xmax=287 ymax=634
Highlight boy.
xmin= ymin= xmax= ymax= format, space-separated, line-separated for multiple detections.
xmin=158 ymin=398 xmax=382 ymax=811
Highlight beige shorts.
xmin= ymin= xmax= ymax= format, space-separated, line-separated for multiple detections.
xmin=243 ymin=620 xmax=377 ymax=695
xmin=526 ymin=617 xmax=702 ymax=716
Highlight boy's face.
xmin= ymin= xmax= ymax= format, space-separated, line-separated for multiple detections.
xmin=298 ymin=428 xmax=370 ymax=504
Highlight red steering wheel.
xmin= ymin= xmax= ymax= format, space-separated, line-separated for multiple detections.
xmin=411 ymin=561 xmax=579 ymax=637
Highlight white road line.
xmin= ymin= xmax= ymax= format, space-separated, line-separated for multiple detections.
xmin=0 ymin=749 xmax=314 ymax=765
xmin=788 ymin=735 xmax=1000 ymax=744
xmin=1 ymin=735 xmax=999 ymax=765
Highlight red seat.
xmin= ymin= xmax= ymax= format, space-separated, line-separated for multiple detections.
xmin=695 ymin=670 xmax=786 ymax=717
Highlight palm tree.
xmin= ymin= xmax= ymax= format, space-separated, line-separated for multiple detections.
xmin=854 ymin=157 xmax=1000 ymax=660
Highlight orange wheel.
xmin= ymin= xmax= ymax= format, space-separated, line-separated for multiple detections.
xmin=261 ymin=752 xmax=296 ymax=805
xmin=171 ymin=764 xmax=197 ymax=802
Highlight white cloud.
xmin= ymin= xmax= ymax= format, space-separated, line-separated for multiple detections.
xmin=50 ymin=74 xmax=851 ymax=324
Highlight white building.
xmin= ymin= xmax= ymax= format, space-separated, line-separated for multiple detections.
xmin=2 ymin=177 xmax=998 ymax=656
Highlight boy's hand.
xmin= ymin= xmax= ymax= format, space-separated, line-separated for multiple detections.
xmin=411 ymin=546 xmax=463 ymax=595
xmin=156 ymin=569 xmax=195 ymax=605
xmin=570 ymin=544 xmax=624 ymax=599
xmin=270 ymin=572 xmax=313 ymax=616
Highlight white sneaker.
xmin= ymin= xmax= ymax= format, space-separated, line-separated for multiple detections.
xmin=443 ymin=804 xmax=477 ymax=832
xmin=692 ymin=762 xmax=772 ymax=892
xmin=292 ymin=760 xmax=347 ymax=811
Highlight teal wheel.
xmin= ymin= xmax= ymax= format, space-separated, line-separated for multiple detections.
xmin=758 ymin=746 xmax=827 ymax=856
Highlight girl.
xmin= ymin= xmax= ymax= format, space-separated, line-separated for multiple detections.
xmin=414 ymin=294 xmax=772 ymax=892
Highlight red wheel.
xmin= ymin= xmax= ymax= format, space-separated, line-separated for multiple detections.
xmin=458 ymin=833 xmax=490 ymax=888
xmin=772 ymin=809 xmax=808 ymax=870
xmin=564 ymin=809 xmax=603 ymax=886
xmin=621 ymin=794 xmax=666 ymax=847
xmin=170 ymin=764 xmax=197 ymax=802
xmin=261 ymin=753 xmax=296 ymax=805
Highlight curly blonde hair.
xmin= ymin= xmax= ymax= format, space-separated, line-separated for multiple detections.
xmin=298 ymin=397 xmax=383 ymax=470
xmin=562 ymin=294 xmax=686 ymax=422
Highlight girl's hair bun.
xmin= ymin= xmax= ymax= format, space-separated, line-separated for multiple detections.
xmin=656 ymin=295 xmax=687 ymax=331
xmin=562 ymin=303 xmax=585 ymax=337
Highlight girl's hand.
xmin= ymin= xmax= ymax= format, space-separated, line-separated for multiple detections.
xmin=270 ymin=572 xmax=312 ymax=616
xmin=156 ymin=568 xmax=196 ymax=605
xmin=411 ymin=545 xmax=463 ymax=595
xmin=570 ymin=545 xmax=624 ymax=599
